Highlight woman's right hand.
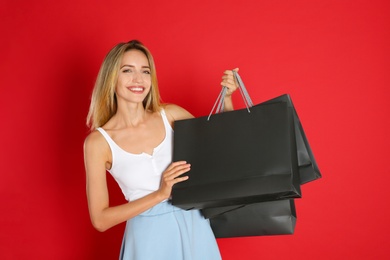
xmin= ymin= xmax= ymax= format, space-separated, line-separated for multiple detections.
xmin=157 ymin=161 xmax=191 ymax=200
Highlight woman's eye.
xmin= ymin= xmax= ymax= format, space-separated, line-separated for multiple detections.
xmin=122 ymin=69 xmax=132 ymax=73
xmin=143 ymin=70 xmax=151 ymax=74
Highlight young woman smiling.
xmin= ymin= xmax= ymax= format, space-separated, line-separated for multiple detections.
xmin=84 ymin=40 xmax=238 ymax=259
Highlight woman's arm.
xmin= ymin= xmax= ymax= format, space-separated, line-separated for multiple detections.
xmin=84 ymin=131 xmax=190 ymax=232
xmin=164 ymin=103 xmax=194 ymax=127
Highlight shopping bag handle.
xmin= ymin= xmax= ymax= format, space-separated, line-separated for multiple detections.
xmin=207 ymin=70 xmax=254 ymax=121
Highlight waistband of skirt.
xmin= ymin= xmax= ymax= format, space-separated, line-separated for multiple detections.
xmin=138 ymin=200 xmax=185 ymax=217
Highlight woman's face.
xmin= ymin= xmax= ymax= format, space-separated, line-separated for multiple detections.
xmin=115 ymin=49 xmax=152 ymax=105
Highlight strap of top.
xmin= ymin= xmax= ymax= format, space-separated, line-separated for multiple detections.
xmin=160 ymin=109 xmax=173 ymax=132
xmin=96 ymin=127 xmax=114 ymax=146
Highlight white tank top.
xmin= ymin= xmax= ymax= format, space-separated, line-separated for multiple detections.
xmin=97 ymin=110 xmax=173 ymax=201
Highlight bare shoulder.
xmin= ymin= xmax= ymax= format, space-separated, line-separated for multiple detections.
xmin=84 ymin=130 xmax=110 ymax=161
xmin=163 ymin=104 xmax=194 ymax=124
xmin=84 ymin=130 xmax=105 ymax=150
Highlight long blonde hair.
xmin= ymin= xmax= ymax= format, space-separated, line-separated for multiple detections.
xmin=86 ymin=40 xmax=161 ymax=131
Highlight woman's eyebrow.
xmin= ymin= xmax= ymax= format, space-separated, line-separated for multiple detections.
xmin=120 ymin=64 xmax=150 ymax=69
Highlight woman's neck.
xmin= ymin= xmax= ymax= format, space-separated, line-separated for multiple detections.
xmin=113 ymin=102 xmax=148 ymax=128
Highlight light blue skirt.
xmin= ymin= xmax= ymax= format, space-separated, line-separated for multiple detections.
xmin=119 ymin=201 xmax=222 ymax=260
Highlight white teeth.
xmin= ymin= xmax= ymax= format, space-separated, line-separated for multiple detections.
xmin=130 ymin=87 xmax=143 ymax=91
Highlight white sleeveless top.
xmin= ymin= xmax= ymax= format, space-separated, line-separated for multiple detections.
xmin=97 ymin=110 xmax=173 ymax=201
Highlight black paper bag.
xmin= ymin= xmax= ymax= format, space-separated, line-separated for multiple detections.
xmin=207 ymin=200 xmax=297 ymax=238
xmin=172 ymin=101 xmax=301 ymax=210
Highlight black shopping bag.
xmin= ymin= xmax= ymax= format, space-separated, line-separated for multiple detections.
xmin=172 ymin=100 xmax=301 ymax=210
xmin=172 ymin=71 xmax=321 ymax=210
xmin=206 ymin=200 xmax=297 ymax=238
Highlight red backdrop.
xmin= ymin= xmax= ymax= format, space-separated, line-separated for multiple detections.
xmin=1 ymin=0 xmax=389 ymax=259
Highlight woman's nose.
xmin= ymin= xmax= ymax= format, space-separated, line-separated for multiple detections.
xmin=132 ymin=71 xmax=143 ymax=83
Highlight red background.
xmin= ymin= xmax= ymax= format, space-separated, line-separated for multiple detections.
xmin=1 ymin=0 xmax=389 ymax=259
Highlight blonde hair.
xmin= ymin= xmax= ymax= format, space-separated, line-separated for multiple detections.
xmin=86 ymin=40 xmax=161 ymax=131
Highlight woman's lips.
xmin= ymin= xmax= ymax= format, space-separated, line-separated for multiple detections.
xmin=127 ymin=86 xmax=145 ymax=93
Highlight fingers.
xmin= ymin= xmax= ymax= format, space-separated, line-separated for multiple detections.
xmin=158 ymin=161 xmax=190 ymax=200
xmin=163 ymin=161 xmax=191 ymax=183
xmin=171 ymin=175 xmax=189 ymax=185
xmin=165 ymin=161 xmax=190 ymax=174
xmin=221 ymin=75 xmax=236 ymax=85
xmin=221 ymin=68 xmax=239 ymax=96
xmin=223 ymin=68 xmax=239 ymax=75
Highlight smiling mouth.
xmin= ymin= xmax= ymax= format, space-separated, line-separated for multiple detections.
xmin=127 ymin=86 xmax=145 ymax=93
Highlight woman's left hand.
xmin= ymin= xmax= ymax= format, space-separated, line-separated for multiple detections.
xmin=221 ymin=68 xmax=239 ymax=96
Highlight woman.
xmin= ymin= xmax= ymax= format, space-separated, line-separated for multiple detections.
xmin=84 ymin=40 xmax=238 ymax=259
